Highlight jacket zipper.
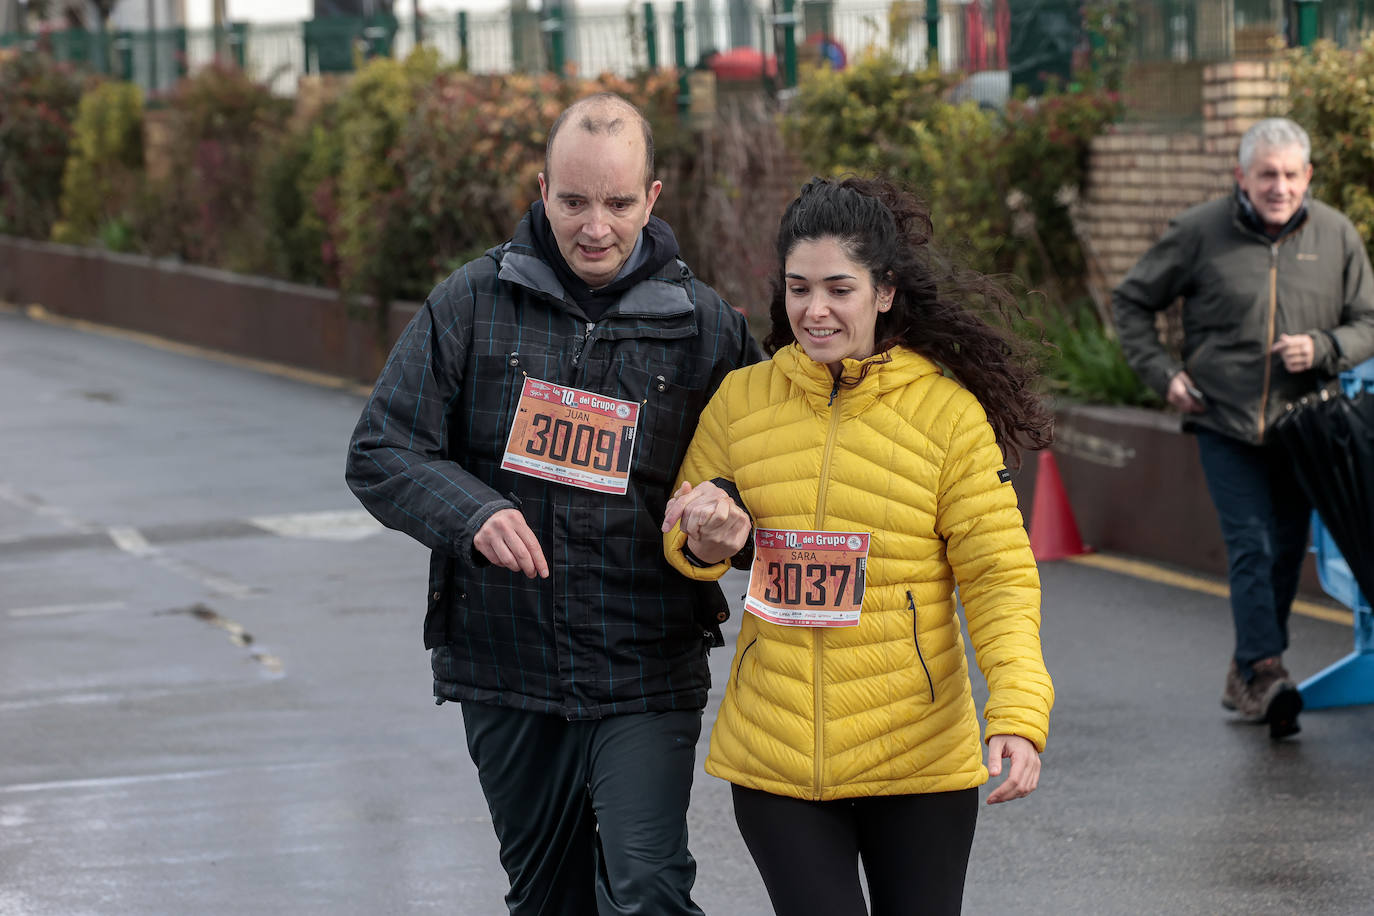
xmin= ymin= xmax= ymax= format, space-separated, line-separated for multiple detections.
xmin=570 ymin=321 xmax=596 ymax=368
xmin=558 ymin=320 xmax=595 ymax=714
xmin=735 ymin=637 xmax=757 ymax=687
xmin=908 ymin=591 xmax=935 ymax=702
xmin=816 ymin=380 xmax=840 ymax=522
xmin=1257 ymin=244 xmax=1279 ymax=441
xmin=811 ymin=377 xmax=843 ymax=799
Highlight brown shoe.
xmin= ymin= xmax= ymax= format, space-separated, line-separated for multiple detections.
xmin=1248 ymin=657 xmax=1303 ymax=739
xmin=1220 ymin=659 xmax=1257 ymax=716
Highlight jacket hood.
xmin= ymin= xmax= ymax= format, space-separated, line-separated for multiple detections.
xmin=525 ymin=200 xmax=681 ymax=307
xmin=1232 ymin=184 xmax=1308 ymax=241
xmin=490 ymin=209 xmax=694 ymax=320
xmin=773 ymin=343 xmax=942 ymax=413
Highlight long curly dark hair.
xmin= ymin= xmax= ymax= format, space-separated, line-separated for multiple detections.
xmin=763 ymin=175 xmax=1054 ymax=468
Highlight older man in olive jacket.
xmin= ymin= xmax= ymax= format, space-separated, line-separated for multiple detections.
xmin=1114 ymin=117 xmax=1374 ymax=740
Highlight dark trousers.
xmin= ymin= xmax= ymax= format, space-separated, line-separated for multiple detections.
xmin=731 ymin=784 xmax=979 ymax=916
xmin=460 ymin=702 xmax=705 ymax=916
xmin=1195 ymin=429 xmax=1311 ymax=678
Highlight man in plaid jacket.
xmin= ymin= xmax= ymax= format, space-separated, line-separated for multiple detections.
xmin=346 ymin=93 xmax=761 ymax=915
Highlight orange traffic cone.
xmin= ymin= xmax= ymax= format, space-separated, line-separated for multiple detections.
xmin=1029 ymin=451 xmax=1089 ymax=561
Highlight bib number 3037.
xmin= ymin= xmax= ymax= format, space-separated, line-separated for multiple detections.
xmin=745 ymin=528 xmax=870 ymax=627
xmin=501 ymin=378 xmax=640 ymax=495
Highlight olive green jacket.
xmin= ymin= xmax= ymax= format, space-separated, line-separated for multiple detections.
xmin=1113 ymin=192 xmax=1374 ymax=443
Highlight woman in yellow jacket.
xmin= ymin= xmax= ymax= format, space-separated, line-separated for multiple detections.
xmin=662 ymin=176 xmax=1055 ymax=916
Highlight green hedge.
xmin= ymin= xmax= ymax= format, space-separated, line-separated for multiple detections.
xmin=1287 ymin=34 xmax=1374 ymax=261
xmin=52 ymin=80 xmax=144 ymax=248
xmin=0 ymin=51 xmax=86 ymax=239
xmin=784 ymin=50 xmax=1122 ymax=302
xmin=784 ymin=51 xmax=1148 ymax=405
xmin=3 ymin=47 xmax=1159 ymax=404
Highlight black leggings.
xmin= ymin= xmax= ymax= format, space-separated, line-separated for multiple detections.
xmin=731 ymin=784 xmax=979 ymax=916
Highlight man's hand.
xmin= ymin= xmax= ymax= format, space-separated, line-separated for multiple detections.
xmin=985 ymin=734 xmax=1041 ymax=804
xmin=474 ymin=508 xmax=549 ymax=579
xmin=1272 ymin=332 xmax=1317 ymax=373
xmin=662 ymin=481 xmax=751 ymax=565
xmin=1167 ymin=371 xmax=1207 ymax=414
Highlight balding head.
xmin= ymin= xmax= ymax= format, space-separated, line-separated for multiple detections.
xmin=544 ymin=93 xmax=655 ymax=193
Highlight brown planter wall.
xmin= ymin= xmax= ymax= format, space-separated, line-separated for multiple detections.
xmin=0 ymin=236 xmax=419 ymax=385
xmin=1040 ymin=403 xmax=1225 ymax=574
xmin=1015 ymin=403 xmax=1322 ymax=597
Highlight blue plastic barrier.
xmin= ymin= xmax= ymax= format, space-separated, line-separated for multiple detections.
xmin=1298 ymin=358 xmax=1374 ymax=710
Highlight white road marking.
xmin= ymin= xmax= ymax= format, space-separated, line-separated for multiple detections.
xmin=106 ymin=526 xmax=259 ymax=599
xmin=248 ymin=509 xmax=383 ymax=541
xmin=7 ymin=601 xmax=127 ymax=618
xmin=1 ymin=761 xmax=332 ymax=795
xmin=0 ymin=687 xmax=201 ymax=713
xmin=0 ymin=482 xmax=101 ymax=535
xmin=0 ymin=757 xmax=415 ymax=795
xmin=107 ymin=526 xmax=154 ymax=556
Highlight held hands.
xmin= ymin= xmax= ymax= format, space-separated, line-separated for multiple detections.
xmin=1166 ymin=371 xmax=1207 ymax=414
xmin=985 ymin=734 xmax=1041 ymax=805
xmin=661 ymin=480 xmax=751 ymax=565
xmin=474 ymin=508 xmax=549 ymax=579
xmin=1271 ymin=333 xmax=1316 ymax=373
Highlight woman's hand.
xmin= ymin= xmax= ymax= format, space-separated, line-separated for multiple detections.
xmin=662 ymin=480 xmax=751 ymax=564
xmin=985 ymin=734 xmax=1041 ymax=804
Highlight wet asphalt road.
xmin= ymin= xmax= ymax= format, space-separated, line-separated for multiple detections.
xmin=2 ymin=305 xmax=1373 ymax=916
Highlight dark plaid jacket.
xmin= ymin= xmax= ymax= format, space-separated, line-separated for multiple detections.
xmin=346 ymin=212 xmax=762 ymax=718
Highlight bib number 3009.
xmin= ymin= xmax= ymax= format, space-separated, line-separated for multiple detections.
xmin=501 ymin=378 xmax=640 ymax=495
xmin=745 ymin=528 xmax=869 ymax=628
xmin=521 ymin=414 xmax=629 ymax=473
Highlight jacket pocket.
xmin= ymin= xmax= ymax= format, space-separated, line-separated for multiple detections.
xmin=614 ymin=361 xmax=709 ymax=487
xmin=908 ymin=590 xmax=935 ymax=703
xmin=465 ymin=351 xmax=559 ymax=463
xmin=422 ymin=554 xmax=458 ymax=649
xmin=734 ymin=636 xmax=758 ymax=688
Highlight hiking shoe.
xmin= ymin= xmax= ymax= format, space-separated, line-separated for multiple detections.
xmin=1249 ymin=657 xmax=1303 ymax=739
xmin=1220 ymin=659 xmax=1257 ymax=716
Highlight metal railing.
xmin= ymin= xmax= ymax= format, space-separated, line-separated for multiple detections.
xmin=1 ymin=0 xmax=994 ymax=96
xmin=1103 ymin=0 xmax=1370 ymax=126
xmin=6 ymin=0 xmax=1366 ymax=101
xmin=1127 ymin=0 xmax=1367 ymax=62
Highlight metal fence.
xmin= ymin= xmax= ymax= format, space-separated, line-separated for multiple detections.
xmin=1128 ymin=0 xmax=1367 ymax=62
xmin=3 ymin=0 xmax=1369 ymax=100
xmin=1 ymin=0 xmax=1015 ymax=96
xmin=1103 ymin=0 xmax=1369 ymax=125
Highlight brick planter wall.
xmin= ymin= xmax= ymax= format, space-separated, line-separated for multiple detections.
xmin=0 ymin=236 xmax=418 ymax=385
xmin=1014 ymin=405 xmax=1323 ymax=596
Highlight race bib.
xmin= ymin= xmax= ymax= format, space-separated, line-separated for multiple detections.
xmin=501 ymin=377 xmax=640 ymax=495
xmin=745 ymin=528 xmax=870 ymax=627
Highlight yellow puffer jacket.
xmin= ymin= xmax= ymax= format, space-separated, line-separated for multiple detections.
xmin=666 ymin=344 xmax=1053 ymax=800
